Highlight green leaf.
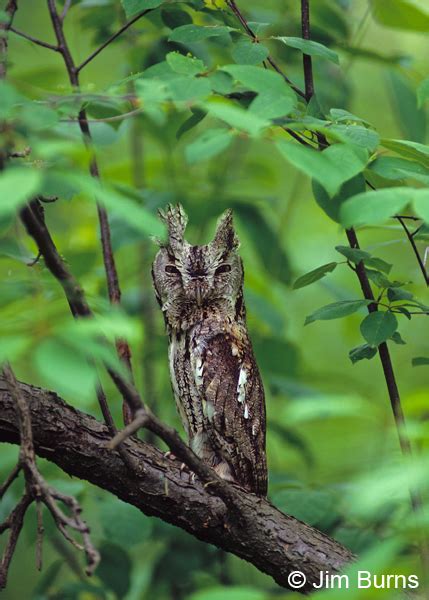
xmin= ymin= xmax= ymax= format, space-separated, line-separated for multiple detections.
xmin=34 ymin=339 xmax=97 ymax=404
xmin=313 ymin=174 xmax=366 ymax=223
xmin=305 ymin=300 xmax=370 ymax=325
xmin=100 ymin=498 xmax=152 ymax=548
xmin=231 ymin=38 xmax=269 ymax=65
xmin=209 ymin=70 xmax=234 ymax=94
xmin=277 ymin=141 xmax=368 ymax=197
xmin=68 ymin=173 xmax=166 ymax=238
xmin=204 ymin=101 xmax=269 ymax=136
xmin=330 ymin=124 xmax=380 ymax=152
xmin=221 ymin=64 xmax=297 ymax=119
xmin=360 ymin=311 xmax=398 ymax=347
xmin=381 ymin=138 xmax=429 ymax=167
xmin=96 ymin=543 xmax=132 ymax=600
xmin=168 ymin=24 xmax=235 ymax=43
xmin=349 ymin=344 xmax=378 ymax=364
xmin=221 ymin=64 xmax=293 ymax=95
xmin=335 ymin=246 xmax=392 ymax=273
xmin=189 ymin=587 xmax=266 ymax=600
xmin=369 ymin=156 xmax=429 ymax=184
xmin=293 ymin=262 xmax=337 ymax=289
xmin=417 ymin=77 xmax=429 ymax=108
xmin=272 ymin=488 xmax=338 ymax=527
xmin=0 ymin=335 xmax=30 ymax=363
xmin=168 ymin=76 xmax=212 ymax=102
xmin=391 ymin=331 xmax=406 ymax=345
xmin=161 ymin=6 xmax=192 ymax=29
xmin=0 ymin=169 xmax=42 ymax=217
xmin=177 ymin=109 xmax=206 ymax=139
xmin=339 ymin=187 xmax=411 ymax=228
xmin=185 ymin=128 xmax=234 ymax=164
xmin=234 ymin=203 xmax=292 ymax=285
xmin=166 ymin=52 xmax=206 ymax=75
xmin=250 ymin=91 xmax=295 ymax=120
xmin=413 ymin=192 xmax=429 ymax=223
xmin=388 ymin=71 xmax=426 ymax=143
xmin=121 ymin=0 xmax=163 ymax=18
xmin=274 ymin=36 xmax=339 ymax=64
xmin=330 ymin=108 xmax=372 ymax=126
xmin=371 ymin=0 xmax=429 ymax=32
xmin=412 ymin=357 xmax=429 ymax=367
xmin=387 ymin=287 xmax=414 ymax=302
xmin=366 ymin=269 xmax=395 ymax=289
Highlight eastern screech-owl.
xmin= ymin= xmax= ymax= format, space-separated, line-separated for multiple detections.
xmin=152 ymin=205 xmax=267 ymax=496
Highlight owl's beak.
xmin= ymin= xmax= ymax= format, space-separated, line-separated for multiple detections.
xmin=195 ymin=282 xmax=202 ymax=306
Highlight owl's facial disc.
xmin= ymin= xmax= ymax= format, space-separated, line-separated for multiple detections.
xmin=153 ymin=205 xmax=243 ymax=324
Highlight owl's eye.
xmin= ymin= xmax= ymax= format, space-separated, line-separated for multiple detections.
xmin=215 ymin=264 xmax=231 ymax=275
xmin=165 ymin=265 xmax=180 ymax=275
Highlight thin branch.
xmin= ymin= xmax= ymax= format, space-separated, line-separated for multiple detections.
xmin=397 ymin=216 xmax=429 ymax=286
xmin=60 ymin=0 xmax=72 ymax=22
xmin=61 ymin=108 xmax=143 ymax=123
xmin=225 ymin=0 xmax=305 ymax=98
xmin=285 ymin=127 xmax=315 ymax=148
xmin=0 ymin=364 xmax=99 ymax=588
xmin=8 ymin=26 xmax=59 ymax=51
xmin=0 ymin=463 xmax=21 ymax=499
xmin=301 ymin=0 xmax=314 ymax=101
xmin=76 ymin=8 xmax=152 ymax=73
xmin=0 ymin=494 xmax=32 ymax=588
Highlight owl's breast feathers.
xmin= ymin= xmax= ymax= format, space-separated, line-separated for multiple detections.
xmin=190 ymin=321 xmax=267 ymax=496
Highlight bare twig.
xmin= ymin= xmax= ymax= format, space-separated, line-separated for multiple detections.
xmin=0 ymin=463 xmax=21 ymax=499
xmin=0 ymin=364 xmax=100 ymax=588
xmin=397 ymin=216 xmax=429 ymax=286
xmin=9 ymin=26 xmax=59 ymax=51
xmin=76 ymin=8 xmax=153 ymax=73
xmin=61 ymin=108 xmax=143 ymax=123
xmin=8 ymin=146 xmax=31 ymax=158
xmin=60 ymin=0 xmax=72 ymax=22
xmin=225 ymin=0 xmax=305 ymax=98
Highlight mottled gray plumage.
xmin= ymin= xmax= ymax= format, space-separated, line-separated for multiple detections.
xmin=152 ymin=205 xmax=267 ymax=496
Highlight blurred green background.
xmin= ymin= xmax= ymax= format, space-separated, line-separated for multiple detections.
xmin=1 ymin=0 xmax=429 ymax=599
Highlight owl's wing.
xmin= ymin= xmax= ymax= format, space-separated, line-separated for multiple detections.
xmin=195 ymin=332 xmax=267 ymax=496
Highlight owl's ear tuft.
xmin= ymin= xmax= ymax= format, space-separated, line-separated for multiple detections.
xmin=158 ymin=204 xmax=188 ymax=252
xmin=212 ymin=209 xmax=239 ymax=252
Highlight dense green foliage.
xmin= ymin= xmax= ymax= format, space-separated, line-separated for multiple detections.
xmin=1 ymin=0 xmax=429 ymax=598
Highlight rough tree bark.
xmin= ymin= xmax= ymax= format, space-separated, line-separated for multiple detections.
xmin=0 ymin=376 xmax=354 ymax=593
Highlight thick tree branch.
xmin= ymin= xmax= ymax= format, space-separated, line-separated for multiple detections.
xmin=0 ymin=377 xmax=354 ymax=592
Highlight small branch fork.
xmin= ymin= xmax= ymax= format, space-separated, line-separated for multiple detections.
xmin=397 ymin=216 xmax=429 ymax=286
xmin=0 ymin=364 xmax=99 ymax=589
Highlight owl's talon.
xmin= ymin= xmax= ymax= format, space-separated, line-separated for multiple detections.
xmin=164 ymin=451 xmax=177 ymax=461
